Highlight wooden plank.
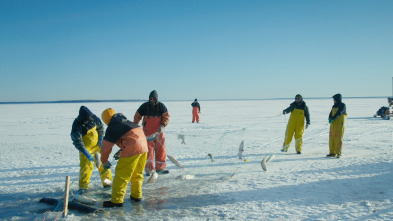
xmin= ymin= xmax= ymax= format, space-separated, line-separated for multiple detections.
xmin=63 ymin=176 xmax=70 ymax=217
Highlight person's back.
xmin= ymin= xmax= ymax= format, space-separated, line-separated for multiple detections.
xmin=100 ymin=108 xmax=148 ymax=207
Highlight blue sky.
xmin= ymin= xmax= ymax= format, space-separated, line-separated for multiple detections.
xmin=1 ymin=0 xmax=392 ymax=102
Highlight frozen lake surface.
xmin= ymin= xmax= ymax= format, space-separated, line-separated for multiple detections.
xmin=0 ymin=98 xmax=392 ymax=220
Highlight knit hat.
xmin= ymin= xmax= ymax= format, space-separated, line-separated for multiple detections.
xmin=101 ymin=108 xmax=116 ymax=125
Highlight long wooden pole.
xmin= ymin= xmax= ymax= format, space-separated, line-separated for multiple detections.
xmin=63 ymin=176 xmax=70 ymax=217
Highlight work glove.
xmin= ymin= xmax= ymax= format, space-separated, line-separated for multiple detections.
xmin=282 ymin=110 xmax=286 ymax=115
xmin=306 ymin=123 xmax=310 ymax=129
xmin=81 ymin=148 xmax=94 ymax=162
xmin=103 ymin=161 xmax=112 ymax=169
xmin=158 ymin=125 xmax=165 ymax=133
xmin=329 ymin=118 xmax=334 ymax=124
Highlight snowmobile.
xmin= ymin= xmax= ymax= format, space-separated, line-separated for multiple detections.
xmin=374 ymin=106 xmax=389 ymax=119
xmin=374 ymin=97 xmax=393 ymax=120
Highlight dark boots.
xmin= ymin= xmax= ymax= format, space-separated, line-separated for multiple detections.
xmin=103 ymin=200 xmax=123 ymax=207
xmin=130 ymin=196 xmax=141 ymax=203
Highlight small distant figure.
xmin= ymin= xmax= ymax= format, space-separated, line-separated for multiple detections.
xmin=281 ymin=94 xmax=310 ymax=154
xmin=327 ymin=94 xmax=347 ymax=158
xmin=191 ymin=98 xmax=200 ymax=123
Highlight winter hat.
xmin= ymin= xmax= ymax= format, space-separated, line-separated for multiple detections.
xmin=333 ymin=93 xmax=342 ymax=102
xmin=195 ymin=98 xmax=197 ymax=102
xmin=149 ymin=90 xmax=158 ymax=100
xmin=78 ymin=106 xmax=93 ymax=122
xmin=102 ymin=108 xmax=116 ymax=125
xmin=295 ymin=94 xmax=302 ymax=99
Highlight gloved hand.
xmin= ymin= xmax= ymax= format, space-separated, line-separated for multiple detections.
xmin=282 ymin=110 xmax=286 ymax=115
xmin=329 ymin=118 xmax=334 ymax=124
xmin=158 ymin=125 xmax=165 ymax=133
xmin=306 ymin=123 xmax=310 ymax=129
xmin=81 ymin=148 xmax=94 ymax=162
xmin=103 ymin=161 xmax=112 ymax=169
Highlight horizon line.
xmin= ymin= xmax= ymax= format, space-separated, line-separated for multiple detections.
xmin=0 ymin=96 xmax=390 ymax=105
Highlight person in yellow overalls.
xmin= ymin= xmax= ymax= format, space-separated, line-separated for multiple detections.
xmin=327 ymin=94 xmax=347 ymax=158
xmin=100 ymin=108 xmax=148 ymax=207
xmin=70 ymin=106 xmax=112 ymax=194
xmin=281 ymin=94 xmax=310 ymax=154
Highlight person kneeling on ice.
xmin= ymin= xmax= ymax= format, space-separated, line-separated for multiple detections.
xmin=327 ymin=93 xmax=347 ymax=158
xmin=281 ymin=94 xmax=311 ymax=154
xmin=70 ymin=106 xmax=113 ymax=194
xmin=134 ymin=90 xmax=170 ymax=176
xmin=100 ymin=108 xmax=148 ymax=207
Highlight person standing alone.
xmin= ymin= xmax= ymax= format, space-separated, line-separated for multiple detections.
xmin=191 ymin=98 xmax=200 ymax=123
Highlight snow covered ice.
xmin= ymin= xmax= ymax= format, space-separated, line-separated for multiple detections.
xmin=0 ymin=98 xmax=393 ymax=220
